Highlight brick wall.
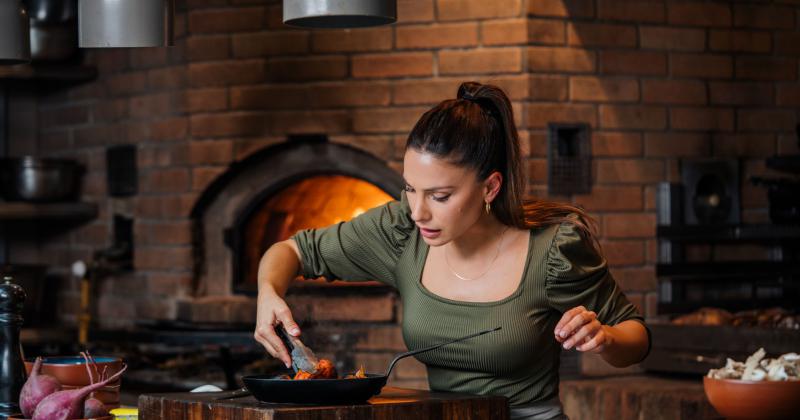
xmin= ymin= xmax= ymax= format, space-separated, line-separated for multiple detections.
xmin=17 ymin=0 xmax=800 ymax=385
xmin=525 ymin=0 xmax=800 ymax=319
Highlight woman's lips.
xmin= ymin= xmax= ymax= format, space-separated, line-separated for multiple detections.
xmin=418 ymin=227 xmax=441 ymax=239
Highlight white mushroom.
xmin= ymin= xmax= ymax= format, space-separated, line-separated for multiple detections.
xmin=766 ymin=362 xmax=788 ymax=381
xmin=707 ymin=348 xmax=800 ymax=381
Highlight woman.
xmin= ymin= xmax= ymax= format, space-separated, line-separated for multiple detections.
xmin=254 ymin=82 xmax=650 ymax=419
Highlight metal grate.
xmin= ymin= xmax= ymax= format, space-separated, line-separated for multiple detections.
xmin=547 ymin=123 xmax=591 ymax=195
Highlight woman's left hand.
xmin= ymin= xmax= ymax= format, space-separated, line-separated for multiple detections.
xmin=554 ymin=306 xmax=610 ymax=353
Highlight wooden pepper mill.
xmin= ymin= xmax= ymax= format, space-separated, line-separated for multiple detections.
xmin=0 ymin=275 xmax=27 ymax=418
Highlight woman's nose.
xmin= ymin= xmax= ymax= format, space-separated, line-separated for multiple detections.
xmin=410 ymin=197 xmax=430 ymax=222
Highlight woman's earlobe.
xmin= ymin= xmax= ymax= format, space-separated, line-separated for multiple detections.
xmin=484 ymin=186 xmax=497 ymax=203
xmin=487 ymin=171 xmax=503 ymax=199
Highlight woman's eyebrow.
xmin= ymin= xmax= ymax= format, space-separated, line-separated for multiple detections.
xmin=402 ymin=178 xmax=454 ymax=192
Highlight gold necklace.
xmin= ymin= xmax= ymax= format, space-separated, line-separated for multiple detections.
xmin=444 ymin=227 xmax=509 ymax=281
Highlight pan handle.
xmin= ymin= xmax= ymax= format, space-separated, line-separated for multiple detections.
xmin=384 ymin=326 xmax=502 ymax=377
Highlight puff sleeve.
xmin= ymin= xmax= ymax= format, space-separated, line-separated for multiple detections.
xmin=290 ymin=193 xmax=416 ymax=288
xmin=545 ymin=219 xmax=644 ymax=327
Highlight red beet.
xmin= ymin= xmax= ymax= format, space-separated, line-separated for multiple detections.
xmin=83 ymin=396 xmax=108 ymax=417
xmin=80 ymin=352 xmax=109 ymax=418
xmin=32 ymin=364 xmax=127 ymax=420
xmin=19 ymin=357 xmax=62 ymax=418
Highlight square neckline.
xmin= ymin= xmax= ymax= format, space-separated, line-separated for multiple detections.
xmin=412 ymin=229 xmax=535 ymax=307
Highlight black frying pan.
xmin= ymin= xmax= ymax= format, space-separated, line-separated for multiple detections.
xmin=240 ymin=326 xmax=502 ymax=404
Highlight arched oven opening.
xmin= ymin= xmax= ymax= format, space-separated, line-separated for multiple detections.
xmin=189 ymin=134 xmax=404 ymax=303
xmin=228 ymin=174 xmax=395 ymax=294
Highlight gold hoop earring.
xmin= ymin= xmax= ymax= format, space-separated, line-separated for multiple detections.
xmin=485 ymin=201 xmax=491 ymax=215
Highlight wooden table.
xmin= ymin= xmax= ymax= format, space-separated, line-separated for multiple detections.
xmin=139 ymin=387 xmax=509 ymax=419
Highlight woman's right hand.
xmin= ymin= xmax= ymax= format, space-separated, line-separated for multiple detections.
xmin=254 ymin=289 xmax=301 ymax=368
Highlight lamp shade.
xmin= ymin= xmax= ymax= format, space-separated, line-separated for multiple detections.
xmin=283 ymin=0 xmax=396 ymax=28
xmin=0 ymin=0 xmax=31 ymax=63
xmin=78 ymin=0 xmax=173 ymax=48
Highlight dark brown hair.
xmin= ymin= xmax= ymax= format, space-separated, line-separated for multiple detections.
xmin=405 ymin=81 xmax=596 ymax=237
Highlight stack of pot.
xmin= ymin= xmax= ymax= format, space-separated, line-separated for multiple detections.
xmin=28 ymin=0 xmax=78 ymax=61
xmin=0 ymin=156 xmax=82 ymax=202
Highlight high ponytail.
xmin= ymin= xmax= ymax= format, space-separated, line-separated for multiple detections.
xmin=406 ymin=81 xmax=597 ymax=238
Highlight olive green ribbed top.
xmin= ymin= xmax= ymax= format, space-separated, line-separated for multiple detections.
xmin=292 ymin=194 xmax=644 ymax=406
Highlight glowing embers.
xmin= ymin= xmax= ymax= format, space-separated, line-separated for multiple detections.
xmin=241 ymin=175 xmax=394 ymax=286
xmin=274 ymin=361 xmax=367 ymax=380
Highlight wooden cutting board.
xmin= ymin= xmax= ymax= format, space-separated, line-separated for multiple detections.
xmin=139 ymin=386 xmax=509 ymax=419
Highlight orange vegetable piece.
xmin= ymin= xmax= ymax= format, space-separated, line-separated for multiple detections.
xmin=293 ymin=359 xmax=337 ymax=380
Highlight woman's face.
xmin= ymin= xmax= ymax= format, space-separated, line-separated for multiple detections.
xmin=403 ymin=149 xmax=496 ymax=246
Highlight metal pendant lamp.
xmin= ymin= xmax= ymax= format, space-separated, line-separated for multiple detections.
xmin=283 ymin=0 xmax=396 ymax=28
xmin=0 ymin=0 xmax=31 ymax=63
xmin=78 ymin=0 xmax=174 ymax=48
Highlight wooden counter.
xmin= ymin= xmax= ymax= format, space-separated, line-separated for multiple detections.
xmin=139 ymin=387 xmax=509 ymax=420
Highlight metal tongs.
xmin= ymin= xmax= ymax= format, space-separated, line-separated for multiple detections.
xmin=212 ymin=326 xmax=321 ymax=401
xmin=276 ymin=325 xmax=320 ymax=374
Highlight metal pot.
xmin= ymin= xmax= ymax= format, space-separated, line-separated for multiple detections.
xmin=30 ymin=19 xmax=77 ymax=61
xmin=0 ymin=156 xmax=82 ymax=202
xmin=27 ymin=0 xmax=78 ymax=61
xmin=27 ymin=0 xmax=76 ymax=23
xmin=0 ymin=0 xmax=31 ymax=63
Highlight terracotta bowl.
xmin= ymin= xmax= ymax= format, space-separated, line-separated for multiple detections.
xmin=703 ymin=376 xmax=800 ymax=419
xmin=24 ymin=356 xmax=124 ymax=407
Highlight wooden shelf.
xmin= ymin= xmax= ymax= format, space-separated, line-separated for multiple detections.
xmin=657 ymin=224 xmax=800 ymax=242
xmin=657 ymin=298 xmax=796 ymax=315
xmin=0 ymin=63 xmax=97 ymax=84
xmin=656 ymin=261 xmax=800 ymax=278
xmin=643 ymin=323 xmax=800 ymax=374
xmin=0 ymin=201 xmax=98 ymax=221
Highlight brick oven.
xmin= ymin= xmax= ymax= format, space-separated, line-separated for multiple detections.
xmin=188 ymin=135 xmax=401 ymax=299
xmin=2 ymin=0 xmax=799 ymax=415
